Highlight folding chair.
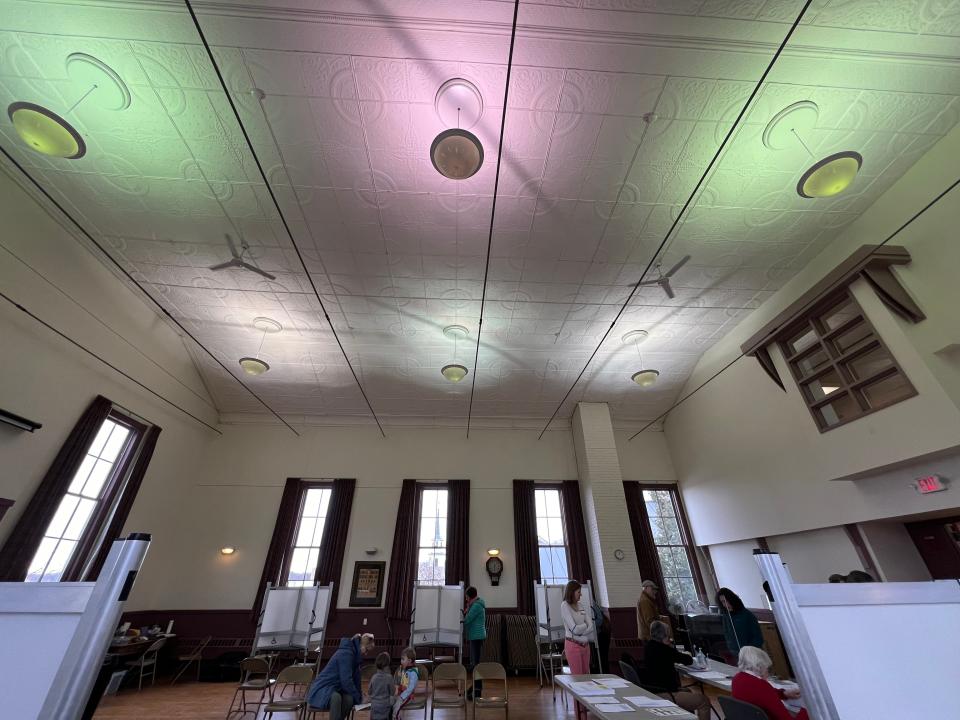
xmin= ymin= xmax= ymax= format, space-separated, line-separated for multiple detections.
xmin=430 ymin=662 xmax=467 ymax=719
xmin=126 ymin=637 xmax=166 ymax=690
xmin=226 ymin=656 xmax=275 ymax=718
xmin=472 ymin=662 xmax=508 ymax=720
xmin=717 ymin=696 xmax=769 ymax=720
xmin=171 ymin=635 xmax=211 ymax=684
xmin=395 ymin=664 xmax=430 ymax=720
xmin=263 ymin=664 xmax=315 ymax=719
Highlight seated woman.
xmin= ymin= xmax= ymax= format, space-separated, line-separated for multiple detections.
xmin=716 ymin=587 xmax=764 ymax=658
xmin=642 ymin=621 xmax=711 ymax=720
xmin=307 ymin=633 xmax=375 ymax=720
xmin=731 ymin=646 xmax=807 ymax=720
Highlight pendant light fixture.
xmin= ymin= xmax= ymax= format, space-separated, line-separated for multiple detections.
xmin=441 ymin=325 xmax=470 ymax=383
xmin=623 ymin=330 xmax=659 ymax=388
xmin=7 ymin=53 xmax=130 ymax=160
xmin=431 ymin=78 xmax=484 ymax=180
xmin=763 ymin=101 xmax=862 ymax=199
xmin=239 ymin=317 xmax=281 ymax=376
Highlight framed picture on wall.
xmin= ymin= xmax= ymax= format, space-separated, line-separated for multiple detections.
xmin=350 ymin=561 xmax=386 ymax=607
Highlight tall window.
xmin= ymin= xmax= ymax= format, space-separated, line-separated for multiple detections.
xmin=535 ymin=487 xmax=570 ymax=585
xmin=416 ymin=487 xmax=448 ymax=585
xmin=641 ymin=487 xmax=700 ymax=610
xmin=26 ymin=413 xmax=142 ymax=583
xmin=285 ymin=486 xmax=332 ymax=587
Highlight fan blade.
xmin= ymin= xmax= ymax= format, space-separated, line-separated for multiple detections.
xmin=662 ymin=254 xmax=691 ymax=278
xmin=224 ymin=233 xmax=240 ymax=259
xmin=240 ymin=261 xmax=277 ymax=281
xmin=208 ymin=259 xmax=240 ymax=272
xmin=660 ymin=279 xmax=676 ymax=299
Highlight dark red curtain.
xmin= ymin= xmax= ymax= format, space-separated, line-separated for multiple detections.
xmin=385 ymin=479 xmax=419 ymax=621
xmin=445 ymin=479 xmax=470 ymax=586
xmin=0 ymin=395 xmax=112 ymax=581
xmin=513 ymin=480 xmax=541 ymax=616
xmin=82 ymin=424 xmax=162 ymax=580
xmin=561 ymin=480 xmax=593 ymax=584
xmin=623 ymin=481 xmax=668 ymax=614
xmin=315 ymin=478 xmax=356 ymax=586
xmin=252 ymin=477 xmax=302 ymax=619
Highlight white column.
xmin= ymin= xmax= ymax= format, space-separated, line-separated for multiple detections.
xmin=572 ymin=402 xmax=642 ymax=607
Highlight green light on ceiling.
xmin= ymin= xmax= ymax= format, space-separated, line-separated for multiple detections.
xmin=7 ymin=102 xmax=86 ymax=159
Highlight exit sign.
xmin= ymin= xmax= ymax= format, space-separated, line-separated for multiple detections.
xmin=915 ymin=475 xmax=947 ymax=494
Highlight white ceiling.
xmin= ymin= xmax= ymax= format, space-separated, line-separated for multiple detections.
xmin=1 ymin=0 xmax=958 ymax=428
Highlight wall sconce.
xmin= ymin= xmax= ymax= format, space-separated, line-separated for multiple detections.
xmin=485 ymin=549 xmax=503 ymax=586
xmin=220 ymin=546 xmax=236 ymax=556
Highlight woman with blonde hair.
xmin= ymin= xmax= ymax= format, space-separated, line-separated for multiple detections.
xmin=560 ymin=580 xmax=594 ymax=720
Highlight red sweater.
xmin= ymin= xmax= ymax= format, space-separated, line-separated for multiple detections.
xmin=731 ymin=672 xmax=808 ymax=720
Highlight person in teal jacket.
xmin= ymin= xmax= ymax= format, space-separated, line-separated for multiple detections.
xmin=463 ymin=586 xmax=486 ymax=700
xmin=716 ymin=588 xmax=764 ymax=659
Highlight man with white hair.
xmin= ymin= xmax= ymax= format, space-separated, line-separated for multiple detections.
xmin=731 ymin=646 xmax=808 ymax=720
xmin=642 ymin=620 xmax=711 ymax=720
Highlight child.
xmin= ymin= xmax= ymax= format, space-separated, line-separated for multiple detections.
xmin=394 ymin=647 xmax=419 ymax=718
xmin=368 ymin=652 xmax=395 ymax=720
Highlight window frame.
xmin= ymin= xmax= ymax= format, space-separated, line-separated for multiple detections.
xmin=414 ymin=483 xmax=449 ymax=586
xmin=30 ymin=409 xmax=147 ymax=583
xmin=632 ymin=483 xmax=705 ymax=610
xmin=280 ymin=481 xmax=333 ymax=587
xmin=533 ymin=484 xmax=572 ymax=586
xmin=780 ymin=288 xmax=916 ymax=432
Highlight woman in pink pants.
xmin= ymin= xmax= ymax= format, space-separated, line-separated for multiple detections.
xmin=561 ymin=580 xmax=595 ymax=720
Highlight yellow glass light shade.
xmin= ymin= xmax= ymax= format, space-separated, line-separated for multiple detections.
xmin=239 ymin=357 xmax=270 ymax=376
xmin=441 ymin=364 xmax=469 ymax=382
xmin=220 ymin=546 xmax=236 ymax=555
xmin=431 ymin=129 xmax=483 ymax=179
xmin=797 ymin=151 xmax=862 ymax=198
xmin=487 ymin=548 xmax=501 ymax=557
xmin=8 ymin=102 xmax=85 ymax=159
xmin=631 ymin=369 xmax=659 ymax=387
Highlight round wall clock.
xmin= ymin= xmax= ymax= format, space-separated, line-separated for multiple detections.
xmin=486 ymin=556 xmax=504 ymax=586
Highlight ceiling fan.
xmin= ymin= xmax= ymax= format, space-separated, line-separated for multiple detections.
xmin=637 ymin=254 xmax=691 ymax=299
xmin=208 ymin=234 xmax=276 ymax=281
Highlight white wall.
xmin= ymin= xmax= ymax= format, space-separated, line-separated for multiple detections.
xmin=767 ymin=527 xmax=864 ymax=584
xmin=708 ymin=539 xmax=765 ymax=609
xmin=858 ymin=521 xmax=932 ymax=582
xmin=665 ymin=124 xmax=960 ymax=548
xmin=0 ymin=167 xmax=219 ymax=609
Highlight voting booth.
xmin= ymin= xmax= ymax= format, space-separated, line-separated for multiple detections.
xmin=409 ymin=582 xmax=464 ymax=660
xmin=756 ymin=550 xmax=960 ymax=720
xmin=0 ymin=533 xmax=150 ymax=720
xmin=253 ymin=583 xmax=334 ymax=661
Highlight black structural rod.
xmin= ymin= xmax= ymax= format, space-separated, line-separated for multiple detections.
xmin=626 ymin=174 xmax=960 ymax=440
xmin=0 ymin=144 xmax=300 ymax=436
xmin=0 ymin=290 xmax=222 ymax=435
xmin=536 ymin=0 xmax=816 ymax=440
xmin=184 ymin=0 xmax=386 ymax=439
xmin=466 ymin=0 xmax=522 ymax=438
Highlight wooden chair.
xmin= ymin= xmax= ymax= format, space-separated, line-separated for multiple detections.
xmin=717 ymin=696 xmax=769 ymax=720
xmin=226 ymin=656 xmax=275 ymax=718
xmin=126 ymin=637 xmax=166 ymax=690
xmin=430 ymin=662 xmax=466 ymax=719
xmin=263 ymin=664 xmax=315 ymax=719
xmin=471 ymin=662 xmax=508 ymax=720
xmin=171 ymin=635 xmax=211 ymax=684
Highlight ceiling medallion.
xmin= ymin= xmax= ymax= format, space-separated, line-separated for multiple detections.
xmin=442 ymin=324 xmax=469 ymax=340
xmin=621 ymin=330 xmax=650 ymax=345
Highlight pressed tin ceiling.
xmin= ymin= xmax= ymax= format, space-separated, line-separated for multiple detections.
xmin=1 ymin=0 xmax=958 ymax=428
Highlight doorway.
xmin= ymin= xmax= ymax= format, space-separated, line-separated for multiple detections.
xmin=904 ymin=516 xmax=960 ymax=579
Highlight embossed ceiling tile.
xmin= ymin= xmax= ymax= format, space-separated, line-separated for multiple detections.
xmin=700 ymin=79 xmax=755 ymax=122
xmin=11 ymin=32 xmax=147 ymax=86
xmin=491 ymin=195 xmax=538 ymax=231
xmin=811 ymin=0 xmax=929 ymax=34
xmin=696 ymin=0 xmax=767 ymax=20
xmin=579 ymin=162 xmax=630 ymax=202
xmin=546 ymin=112 xmax=604 ymax=159
xmin=754 ymin=0 xmax=830 ymax=23
xmin=539 ymin=154 xmax=590 ymax=200
xmin=678 ymin=120 xmax=726 ymax=165
xmin=126 ymin=41 xmax=217 ymax=91
xmin=301 ymin=96 xmax=364 ymax=148
xmin=457 ymin=62 xmax=507 ymax=110
xmin=353 ymin=57 xmax=408 ymax=102
xmin=359 ymin=100 xmax=414 ymax=152
xmin=506 ymin=66 xmax=566 ymax=111
xmin=489 ymin=229 xmax=530 ymax=259
xmin=404 ymin=59 xmax=460 ymax=105
xmin=299 ymin=52 xmax=357 ymax=99
xmin=320 ymin=145 xmax=375 ymax=189
xmin=502 ymin=108 xmax=554 ymax=158
xmin=332 ymin=187 xmax=380 ymax=225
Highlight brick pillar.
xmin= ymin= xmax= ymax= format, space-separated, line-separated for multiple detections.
xmin=572 ymin=402 xmax=642 ymax=607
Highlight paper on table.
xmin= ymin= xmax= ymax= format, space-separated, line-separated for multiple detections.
xmin=354 ymin=703 xmax=371 ymax=711
xmin=596 ymin=678 xmax=631 ymax=688
xmin=584 ymin=696 xmax=618 ymax=705
xmin=625 ymin=696 xmax=674 ymax=708
xmin=593 ymin=703 xmax=634 ymax=713
xmin=688 ymin=670 xmax=728 ymax=679
xmin=571 ymin=681 xmax=617 ymax=696
xmin=649 ymin=708 xmax=692 ymax=717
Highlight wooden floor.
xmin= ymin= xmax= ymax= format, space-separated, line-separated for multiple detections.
xmin=94 ymin=677 xmax=728 ymax=719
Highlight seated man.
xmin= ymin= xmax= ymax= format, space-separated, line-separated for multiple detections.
xmin=642 ymin=621 xmax=711 ymax=720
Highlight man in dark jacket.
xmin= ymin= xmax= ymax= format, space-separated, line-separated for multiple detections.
xmin=308 ymin=633 xmax=375 ymax=719
xmin=642 ymin=621 xmax=711 ymax=720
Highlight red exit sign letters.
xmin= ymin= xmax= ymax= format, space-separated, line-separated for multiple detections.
xmin=915 ymin=475 xmax=947 ymax=494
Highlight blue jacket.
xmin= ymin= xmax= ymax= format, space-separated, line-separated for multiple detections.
xmin=308 ymin=636 xmax=363 ymax=709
